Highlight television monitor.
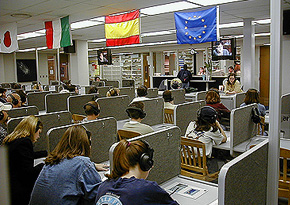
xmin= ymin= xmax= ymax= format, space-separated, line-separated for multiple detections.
xmin=212 ymin=38 xmax=236 ymax=61
xmin=97 ymin=49 xmax=112 ymax=65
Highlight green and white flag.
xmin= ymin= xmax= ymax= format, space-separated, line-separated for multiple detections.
xmin=45 ymin=16 xmax=72 ymax=49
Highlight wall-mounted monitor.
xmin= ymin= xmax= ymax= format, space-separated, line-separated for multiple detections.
xmin=212 ymin=38 xmax=236 ymax=61
xmin=97 ymin=49 xmax=112 ymax=65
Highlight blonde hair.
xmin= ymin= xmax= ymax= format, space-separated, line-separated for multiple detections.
xmin=2 ymin=115 xmax=42 ymax=144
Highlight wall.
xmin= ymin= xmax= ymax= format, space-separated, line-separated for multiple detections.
xmin=282 ymin=35 xmax=290 ymax=95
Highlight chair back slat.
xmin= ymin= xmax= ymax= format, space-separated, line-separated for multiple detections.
xmin=164 ymin=108 xmax=174 ymax=124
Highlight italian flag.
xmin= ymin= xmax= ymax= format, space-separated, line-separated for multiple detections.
xmin=45 ymin=16 xmax=72 ymax=49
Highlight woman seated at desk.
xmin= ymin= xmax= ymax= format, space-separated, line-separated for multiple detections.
xmin=240 ymin=89 xmax=266 ymax=117
xmin=224 ymin=73 xmax=243 ymax=95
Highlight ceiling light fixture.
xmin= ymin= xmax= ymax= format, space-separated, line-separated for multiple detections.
xmin=187 ymin=0 xmax=241 ymax=6
xmin=11 ymin=13 xmax=32 ymax=18
xmin=17 ymin=29 xmax=46 ymax=40
xmin=141 ymin=1 xmax=199 ymax=16
xmin=141 ymin=30 xmax=176 ymax=37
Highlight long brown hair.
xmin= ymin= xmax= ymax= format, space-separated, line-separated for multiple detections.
xmin=45 ymin=125 xmax=91 ymax=165
xmin=244 ymin=89 xmax=260 ymax=105
xmin=206 ymin=90 xmax=220 ymax=104
xmin=227 ymin=73 xmax=237 ymax=85
xmin=2 ymin=115 xmax=42 ymax=144
xmin=106 ymin=139 xmax=148 ymax=179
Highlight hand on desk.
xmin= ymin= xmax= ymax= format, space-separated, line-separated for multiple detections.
xmin=95 ymin=163 xmax=109 ymax=171
xmin=216 ymin=121 xmax=227 ymax=143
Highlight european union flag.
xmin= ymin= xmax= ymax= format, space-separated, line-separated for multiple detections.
xmin=175 ymin=7 xmax=217 ymax=44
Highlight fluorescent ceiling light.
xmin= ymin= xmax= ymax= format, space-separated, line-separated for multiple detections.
xmin=141 ymin=30 xmax=176 ymax=37
xmin=88 ymin=39 xmax=106 ymax=43
xmin=107 ymin=40 xmax=177 ymax=49
xmin=141 ymin=1 xmax=199 ymax=16
xmin=89 ymin=17 xmax=105 ymax=22
xmin=254 ymin=19 xmax=271 ymax=24
xmin=255 ymin=32 xmax=270 ymax=37
xmin=71 ymin=20 xmax=103 ymax=30
xmin=219 ymin=22 xmax=243 ymax=28
xmin=18 ymin=48 xmax=36 ymax=52
xmin=187 ymin=0 xmax=241 ymax=6
xmin=37 ymin=47 xmax=47 ymax=50
xmin=17 ymin=29 xmax=46 ymax=40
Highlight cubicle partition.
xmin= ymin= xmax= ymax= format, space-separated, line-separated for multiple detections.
xmin=68 ymin=94 xmax=96 ymax=115
xmin=196 ymin=91 xmax=207 ymax=101
xmin=142 ymin=98 xmax=164 ymax=126
xmin=234 ymin=92 xmax=246 ymax=108
xmin=105 ymin=80 xmax=120 ymax=88
xmin=171 ymin=89 xmax=186 ymax=104
xmin=27 ymin=91 xmax=54 ymax=111
xmin=281 ymin=93 xmax=290 ymax=138
xmin=47 ymin=117 xmax=117 ymax=163
xmin=147 ymin=88 xmax=158 ymax=98
xmin=109 ymin=126 xmax=181 ymax=184
xmin=0 ymin=147 xmax=10 ymax=205
xmin=97 ymin=86 xmax=112 ymax=97
xmin=96 ymin=95 xmax=130 ymax=120
xmin=45 ymin=92 xmax=76 ymax=113
xmin=119 ymin=87 xmax=135 ymax=101
xmin=174 ymin=101 xmax=201 ymax=136
xmin=218 ymin=140 xmax=268 ymax=205
xmin=7 ymin=106 xmax=39 ymax=118
xmin=122 ymin=79 xmax=135 ymax=87
xmin=7 ymin=111 xmax=72 ymax=152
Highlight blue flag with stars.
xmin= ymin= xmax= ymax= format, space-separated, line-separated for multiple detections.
xmin=175 ymin=7 xmax=217 ymax=44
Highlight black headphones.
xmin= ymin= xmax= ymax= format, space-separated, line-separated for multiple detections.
xmin=81 ymin=125 xmax=92 ymax=146
xmin=83 ymin=103 xmax=100 ymax=116
xmin=252 ymin=107 xmax=262 ymax=124
xmin=126 ymin=107 xmax=146 ymax=119
xmin=197 ymin=106 xmax=217 ymax=123
xmin=35 ymin=121 xmax=41 ymax=133
xmin=139 ymin=140 xmax=154 ymax=171
xmin=0 ymin=111 xmax=4 ymax=121
xmin=9 ymin=94 xmax=19 ymax=105
xmin=137 ymin=85 xmax=148 ymax=97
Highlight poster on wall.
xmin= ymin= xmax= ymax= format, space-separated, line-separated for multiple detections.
xmin=16 ymin=59 xmax=37 ymax=82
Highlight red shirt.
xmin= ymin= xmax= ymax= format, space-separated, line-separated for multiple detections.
xmin=206 ymin=103 xmax=230 ymax=121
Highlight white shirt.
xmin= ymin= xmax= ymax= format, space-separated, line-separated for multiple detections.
xmin=122 ymin=121 xmax=154 ymax=135
xmin=185 ymin=121 xmax=224 ymax=157
xmin=164 ymin=102 xmax=176 ymax=110
xmin=131 ymin=97 xmax=150 ymax=103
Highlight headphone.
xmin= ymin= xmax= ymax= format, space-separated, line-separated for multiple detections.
xmin=126 ymin=107 xmax=146 ymax=119
xmin=9 ymin=94 xmax=19 ymax=105
xmin=197 ymin=106 xmax=217 ymax=123
xmin=252 ymin=107 xmax=262 ymax=124
xmin=83 ymin=103 xmax=100 ymax=116
xmin=0 ymin=111 xmax=4 ymax=121
xmin=139 ymin=140 xmax=154 ymax=171
xmin=35 ymin=121 xmax=41 ymax=133
xmin=137 ymin=85 xmax=148 ymax=97
xmin=108 ymin=88 xmax=119 ymax=97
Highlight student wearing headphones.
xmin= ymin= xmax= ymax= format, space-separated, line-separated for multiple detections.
xmin=95 ymin=139 xmax=178 ymax=205
xmin=185 ymin=106 xmax=227 ymax=158
xmin=132 ymin=85 xmax=149 ymax=102
xmin=83 ymin=101 xmax=101 ymax=121
xmin=0 ymin=102 xmax=12 ymax=144
xmin=6 ymin=93 xmax=22 ymax=108
xmin=2 ymin=115 xmax=47 ymax=205
xmin=106 ymin=87 xmax=120 ymax=97
xmin=122 ymin=102 xmax=154 ymax=135
xmin=0 ymin=88 xmax=8 ymax=103
xmin=30 ymin=125 xmax=108 ymax=205
xmin=163 ymin=90 xmax=176 ymax=110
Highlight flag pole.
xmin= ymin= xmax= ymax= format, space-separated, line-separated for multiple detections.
xmin=57 ymin=48 xmax=60 ymax=84
xmin=35 ymin=48 xmax=40 ymax=84
xmin=216 ymin=6 xmax=220 ymax=40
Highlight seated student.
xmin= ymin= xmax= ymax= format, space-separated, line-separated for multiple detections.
xmin=15 ymin=89 xmax=27 ymax=106
xmin=6 ymin=93 xmax=22 ymax=108
xmin=95 ymin=139 xmax=178 ymax=205
xmin=0 ymin=102 xmax=12 ymax=144
xmin=163 ymin=90 xmax=176 ymax=110
xmin=206 ymin=89 xmax=230 ymax=129
xmin=171 ymin=78 xmax=182 ymax=90
xmin=122 ymin=102 xmax=154 ymax=135
xmin=185 ymin=106 xmax=227 ymax=158
xmin=30 ymin=125 xmax=108 ymax=205
xmin=224 ymin=73 xmax=243 ymax=95
xmin=0 ymin=88 xmax=8 ymax=103
xmin=83 ymin=101 xmax=100 ymax=121
xmin=106 ymin=88 xmax=120 ymax=97
xmin=240 ymin=88 xmax=266 ymax=116
xmin=132 ymin=85 xmax=149 ymax=102
xmin=2 ymin=115 xmax=47 ymax=205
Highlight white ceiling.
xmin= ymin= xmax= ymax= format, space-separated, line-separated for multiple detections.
xmin=1 ymin=0 xmax=289 ymax=53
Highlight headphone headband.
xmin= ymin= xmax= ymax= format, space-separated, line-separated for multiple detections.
xmin=9 ymin=94 xmax=19 ymax=106
xmin=197 ymin=106 xmax=217 ymax=123
xmin=126 ymin=107 xmax=146 ymax=119
xmin=139 ymin=140 xmax=154 ymax=171
xmin=83 ymin=103 xmax=100 ymax=116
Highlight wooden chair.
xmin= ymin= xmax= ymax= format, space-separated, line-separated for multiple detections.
xmin=279 ymin=148 xmax=290 ymax=205
xmin=72 ymin=114 xmax=86 ymax=123
xmin=164 ymin=108 xmax=174 ymax=124
xmin=257 ymin=116 xmax=265 ymax=135
xmin=180 ymin=137 xmax=219 ymax=182
xmin=117 ymin=129 xmax=141 ymax=141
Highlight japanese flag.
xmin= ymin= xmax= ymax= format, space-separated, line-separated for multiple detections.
xmin=0 ymin=22 xmax=18 ymax=53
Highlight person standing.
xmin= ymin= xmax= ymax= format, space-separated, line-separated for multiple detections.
xmin=177 ymin=64 xmax=192 ymax=89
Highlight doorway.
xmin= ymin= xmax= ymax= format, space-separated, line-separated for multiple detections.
xmin=259 ymin=46 xmax=270 ymax=107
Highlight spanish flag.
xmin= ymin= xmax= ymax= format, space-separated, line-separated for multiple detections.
xmin=105 ymin=10 xmax=140 ymax=47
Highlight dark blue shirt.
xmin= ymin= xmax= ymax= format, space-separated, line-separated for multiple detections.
xmin=96 ymin=177 xmax=179 ymax=205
